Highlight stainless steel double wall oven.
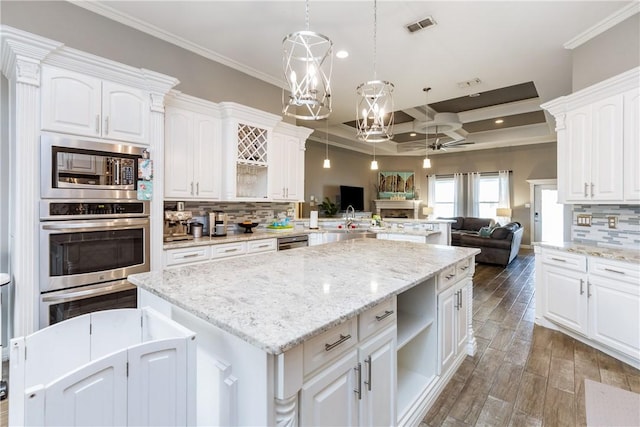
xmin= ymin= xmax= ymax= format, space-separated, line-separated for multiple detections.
xmin=39 ymin=135 xmax=150 ymax=328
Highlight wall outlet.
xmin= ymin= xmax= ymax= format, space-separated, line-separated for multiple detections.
xmin=577 ymin=214 xmax=592 ymax=226
xmin=607 ymin=216 xmax=618 ymax=229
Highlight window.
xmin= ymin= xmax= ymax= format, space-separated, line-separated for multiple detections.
xmin=434 ymin=177 xmax=455 ymax=218
xmin=478 ymin=175 xmax=499 ymax=220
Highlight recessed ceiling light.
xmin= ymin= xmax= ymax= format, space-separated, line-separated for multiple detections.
xmin=495 ymin=119 xmax=504 ymax=124
xmin=410 ymin=132 xmax=417 ymax=137
xmin=336 ymin=50 xmax=349 ymax=59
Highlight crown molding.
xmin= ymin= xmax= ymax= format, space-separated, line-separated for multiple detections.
xmin=70 ymin=0 xmax=286 ymax=89
xmin=564 ymin=2 xmax=640 ymax=49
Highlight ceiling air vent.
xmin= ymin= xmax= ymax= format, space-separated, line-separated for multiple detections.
xmin=406 ymin=16 xmax=436 ymax=33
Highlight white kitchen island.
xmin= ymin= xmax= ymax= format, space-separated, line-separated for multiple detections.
xmin=129 ymin=239 xmax=479 ymax=426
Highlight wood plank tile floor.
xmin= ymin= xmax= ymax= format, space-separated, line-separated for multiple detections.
xmin=1 ymin=249 xmax=638 ymax=427
xmin=422 ymin=249 xmax=640 ymax=427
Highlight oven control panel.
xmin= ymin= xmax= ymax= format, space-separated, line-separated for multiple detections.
xmin=40 ymin=201 xmax=149 ymax=219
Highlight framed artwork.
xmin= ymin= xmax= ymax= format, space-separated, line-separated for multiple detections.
xmin=378 ymin=171 xmax=415 ymax=199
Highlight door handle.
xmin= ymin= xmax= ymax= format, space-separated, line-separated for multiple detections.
xmin=95 ymin=115 xmax=100 ymax=133
xmin=584 ymin=182 xmax=588 ymax=197
xmin=364 ymin=355 xmax=372 ymax=391
xmin=375 ymin=310 xmax=394 ymax=321
xmin=325 ymin=334 xmax=351 ymax=351
xmin=191 ymin=182 xmax=194 ymax=195
xmin=590 ymin=183 xmax=594 ymax=197
xmin=587 ymin=281 xmax=592 ymax=298
xmin=580 ymin=278 xmax=584 ymax=295
xmin=104 ymin=116 xmax=109 ymax=135
xmin=196 ymin=182 xmax=199 ymax=195
xmin=459 ymin=289 xmax=463 ymax=309
xmin=354 ymin=363 xmax=362 ymax=400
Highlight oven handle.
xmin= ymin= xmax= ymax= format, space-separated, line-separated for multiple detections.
xmin=41 ymin=217 xmax=149 ymax=232
xmin=42 ymin=280 xmax=136 ymax=303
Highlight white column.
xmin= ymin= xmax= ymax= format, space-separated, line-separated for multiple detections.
xmin=1 ymin=27 xmax=60 ymax=336
xmin=148 ymin=92 xmax=167 ymax=270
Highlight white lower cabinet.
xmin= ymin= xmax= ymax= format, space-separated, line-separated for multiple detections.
xmin=535 ymin=247 xmax=640 ymax=366
xmin=438 ymin=280 xmax=470 ymax=375
xmin=300 ymin=325 xmax=396 ymax=427
xmin=164 ymin=238 xmax=276 ymax=267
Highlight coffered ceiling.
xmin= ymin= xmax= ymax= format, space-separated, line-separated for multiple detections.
xmin=73 ymin=0 xmax=636 ymax=156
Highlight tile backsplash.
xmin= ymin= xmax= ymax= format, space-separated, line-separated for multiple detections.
xmin=164 ymin=201 xmax=296 ymax=226
xmin=572 ymin=205 xmax=640 ymax=249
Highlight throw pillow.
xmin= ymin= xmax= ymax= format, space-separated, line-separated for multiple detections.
xmin=490 ymin=226 xmax=510 ymax=239
xmin=479 ymin=226 xmax=492 ymax=237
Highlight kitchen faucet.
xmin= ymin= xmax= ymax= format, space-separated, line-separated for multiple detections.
xmin=345 ymin=205 xmax=355 ymax=229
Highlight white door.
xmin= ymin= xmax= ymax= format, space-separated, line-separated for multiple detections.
xmin=591 ymin=94 xmax=624 ymax=201
xmin=438 ymin=287 xmax=456 ymax=374
xmin=41 ymin=66 xmax=102 ymax=137
xmin=193 ymin=112 xmax=220 ymax=200
xmin=533 ymin=184 xmax=566 ymax=243
xmin=102 ymin=81 xmax=148 ymax=143
xmin=42 ymin=351 xmax=128 ymax=426
xmin=127 ymin=338 xmax=189 ymax=427
xmin=165 ymin=108 xmax=195 ymax=198
xmin=623 ymin=88 xmax=640 ymax=201
xmin=564 ymin=106 xmax=591 ymax=202
xmin=588 ymin=276 xmax=640 ymax=359
xmin=542 ymin=264 xmax=588 ymax=335
xmin=300 ymin=349 xmax=359 ymax=427
xmin=359 ymin=327 xmax=396 ymax=427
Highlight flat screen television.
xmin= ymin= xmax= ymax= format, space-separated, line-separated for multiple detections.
xmin=339 ymin=185 xmax=364 ymax=211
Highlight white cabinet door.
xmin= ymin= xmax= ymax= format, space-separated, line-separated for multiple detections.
xmin=438 ymin=285 xmax=456 ymax=374
xmin=359 ymin=327 xmax=396 ymax=427
xmin=165 ymin=108 xmax=194 ymax=198
xmin=41 ymin=66 xmax=102 ymax=137
xmin=588 ymin=275 xmax=640 ymax=360
xmin=591 ymin=95 xmax=624 ymax=201
xmin=43 ymin=350 xmax=128 ymax=426
xmin=102 ymin=81 xmax=149 ymax=144
xmin=193 ymin=112 xmax=220 ymax=199
xmin=624 ymin=88 xmax=640 ymax=201
xmin=563 ymin=106 xmax=591 ymax=202
xmin=284 ymin=135 xmax=303 ymax=201
xmin=268 ymin=132 xmax=286 ymax=200
xmin=300 ymin=349 xmax=359 ymax=427
xmin=542 ymin=264 xmax=588 ymax=336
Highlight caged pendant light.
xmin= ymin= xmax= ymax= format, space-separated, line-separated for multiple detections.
xmin=370 ymin=143 xmax=379 ymax=170
xmin=356 ymin=0 xmax=394 ymax=142
xmin=423 ymin=87 xmax=432 ymax=169
xmin=282 ymin=0 xmax=333 ymax=120
xmin=323 ymin=119 xmax=331 ymax=168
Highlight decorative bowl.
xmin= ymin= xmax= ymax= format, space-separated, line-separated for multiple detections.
xmin=238 ymin=222 xmax=260 ymax=233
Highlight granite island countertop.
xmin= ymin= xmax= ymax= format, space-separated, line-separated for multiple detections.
xmin=534 ymin=241 xmax=640 ymax=263
xmin=131 ymin=239 xmax=479 ymax=355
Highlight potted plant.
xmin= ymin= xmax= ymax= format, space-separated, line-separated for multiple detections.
xmin=319 ymin=197 xmax=339 ymax=217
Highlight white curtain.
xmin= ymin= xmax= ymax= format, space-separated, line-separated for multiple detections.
xmin=453 ymin=173 xmax=465 ymax=216
xmin=498 ymin=170 xmax=511 ymax=208
xmin=426 ymin=174 xmax=436 ymax=208
xmin=467 ymin=172 xmax=481 ymax=217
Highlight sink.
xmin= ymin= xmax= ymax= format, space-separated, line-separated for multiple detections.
xmin=323 ymin=229 xmax=377 ymax=243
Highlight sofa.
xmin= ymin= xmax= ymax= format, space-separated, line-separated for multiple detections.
xmin=442 ymin=217 xmax=495 ymax=246
xmin=459 ymin=222 xmax=524 ymax=266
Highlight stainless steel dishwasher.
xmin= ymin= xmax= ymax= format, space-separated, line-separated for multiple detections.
xmin=277 ymin=234 xmax=309 ymax=250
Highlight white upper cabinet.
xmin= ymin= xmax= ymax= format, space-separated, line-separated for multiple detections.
xmin=542 ymin=67 xmax=639 ymax=204
xmin=623 ymin=87 xmax=640 ymax=201
xmin=41 ymin=66 xmax=149 ymax=144
xmin=269 ymin=123 xmax=312 ymax=201
xmin=164 ymin=94 xmax=221 ymax=200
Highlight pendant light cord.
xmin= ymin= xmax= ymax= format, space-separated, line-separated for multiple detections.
xmin=424 ymin=87 xmax=431 ymax=153
xmin=325 ymin=119 xmax=329 ymax=158
xmin=373 ymin=0 xmax=377 ymax=79
xmin=305 ymin=0 xmax=310 ymax=30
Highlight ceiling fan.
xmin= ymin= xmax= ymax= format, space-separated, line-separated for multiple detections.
xmin=429 ymin=138 xmax=475 ymax=151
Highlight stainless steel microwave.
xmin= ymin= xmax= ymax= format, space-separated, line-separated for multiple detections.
xmin=41 ymin=134 xmax=145 ymax=199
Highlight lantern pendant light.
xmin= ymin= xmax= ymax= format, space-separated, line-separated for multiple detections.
xmin=423 ymin=87 xmax=432 ymax=169
xmin=356 ymin=0 xmax=394 ymax=142
xmin=283 ymin=0 xmax=333 ymax=120
xmin=370 ymin=143 xmax=379 ymax=170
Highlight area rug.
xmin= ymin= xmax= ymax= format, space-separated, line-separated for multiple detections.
xmin=585 ymin=379 xmax=640 ymax=426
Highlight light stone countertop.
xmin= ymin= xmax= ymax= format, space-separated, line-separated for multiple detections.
xmin=534 ymin=241 xmax=640 ymax=263
xmin=131 ymin=239 xmax=479 ymax=355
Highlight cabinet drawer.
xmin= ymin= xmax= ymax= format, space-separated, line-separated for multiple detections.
xmin=589 ymin=257 xmax=640 ymax=284
xmin=456 ymin=258 xmax=474 ymax=278
xmin=542 ymin=249 xmax=587 ymax=272
xmin=304 ymin=317 xmax=358 ymax=377
xmin=210 ymin=242 xmax=247 ymax=259
xmin=359 ymin=297 xmax=396 ymax=341
xmin=246 ymin=238 xmax=277 ymax=254
xmin=165 ymin=246 xmax=210 ymax=266
xmin=437 ymin=266 xmax=458 ymax=292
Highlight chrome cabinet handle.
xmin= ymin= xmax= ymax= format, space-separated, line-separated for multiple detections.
xmin=196 ymin=182 xmax=199 ymax=195
xmin=95 ymin=115 xmax=100 ymax=133
xmin=551 ymin=257 xmax=567 ymax=262
xmin=580 ymin=278 xmax=584 ymax=295
xmin=445 ymin=273 xmax=455 ymax=280
xmin=590 ymin=183 xmax=594 ymax=197
xmin=104 ymin=117 xmax=109 ymax=134
xmin=257 ymin=244 xmax=270 ymax=248
xmin=354 ymin=363 xmax=362 ymax=400
xmin=588 ymin=281 xmax=592 ymax=298
xmin=604 ymin=268 xmax=625 ymax=275
xmin=459 ymin=289 xmax=463 ymax=309
xmin=364 ymin=355 xmax=372 ymax=391
xmin=224 ymin=248 xmax=238 ymax=253
xmin=325 ymin=334 xmax=351 ymax=351
xmin=454 ymin=291 xmax=459 ymax=310
xmin=191 ymin=182 xmax=194 ymax=195
xmin=584 ymin=182 xmax=588 ymax=197
xmin=182 ymin=253 xmax=199 ymax=258
xmin=460 ymin=265 xmax=468 ymax=271
xmin=375 ymin=310 xmax=394 ymax=321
